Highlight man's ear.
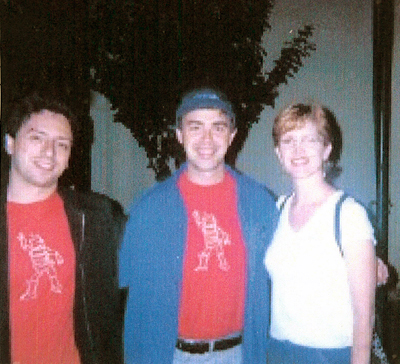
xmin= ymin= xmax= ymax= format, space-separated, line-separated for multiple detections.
xmin=176 ymin=128 xmax=183 ymax=145
xmin=5 ymin=134 xmax=14 ymax=156
xmin=228 ymin=128 xmax=237 ymax=146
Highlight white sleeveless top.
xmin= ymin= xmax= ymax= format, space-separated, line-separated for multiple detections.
xmin=264 ymin=191 xmax=375 ymax=348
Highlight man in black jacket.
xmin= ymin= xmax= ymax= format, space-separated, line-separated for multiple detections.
xmin=0 ymin=92 xmax=126 ymax=364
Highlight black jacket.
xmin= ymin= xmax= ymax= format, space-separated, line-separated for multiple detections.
xmin=0 ymin=187 xmax=127 ymax=364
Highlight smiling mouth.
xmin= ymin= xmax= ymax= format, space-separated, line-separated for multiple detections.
xmin=197 ymin=149 xmax=215 ymax=158
xmin=35 ymin=160 xmax=55 ymax=171
xmin=291 ymin=157 xmax=309 ymax=166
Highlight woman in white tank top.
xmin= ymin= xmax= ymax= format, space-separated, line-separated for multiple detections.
xmin=264 ymin=103 xmax=376 ymax=364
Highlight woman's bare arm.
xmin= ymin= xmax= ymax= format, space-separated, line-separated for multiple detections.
xmin=343 ymin=238 xmax=376 ymax=364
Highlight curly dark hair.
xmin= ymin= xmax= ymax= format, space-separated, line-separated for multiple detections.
xmin=3 ymin=91 xmax=79 ymax=138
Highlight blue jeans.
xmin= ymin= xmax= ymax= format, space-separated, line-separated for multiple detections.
xmin=266 ymin=338 xmax=351 ymax=364
xmin=173 ymin=343 xmax=243 ymax=364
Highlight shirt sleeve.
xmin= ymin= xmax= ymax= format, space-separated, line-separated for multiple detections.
xmin=340 ymin=198 xmax=376 ymax=249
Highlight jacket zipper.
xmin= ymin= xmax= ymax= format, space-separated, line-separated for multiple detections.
xmin=79 ymin=212 xmax=98 ymax=364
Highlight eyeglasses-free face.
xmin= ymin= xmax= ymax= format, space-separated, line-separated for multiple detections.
xmin=6 ymin=110 xmax=73 ymax=194
xmin=176 ymin=108 xmax=236 ymax=184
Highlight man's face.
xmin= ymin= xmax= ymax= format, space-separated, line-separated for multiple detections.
xmin=6 ymin=109 xmax=73 ymax=192
xmin=176 ymin=108 xmax=236 ymax=183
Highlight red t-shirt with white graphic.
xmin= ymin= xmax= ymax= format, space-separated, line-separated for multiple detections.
xmin=177 ymin=171 xmax=246 ymax=339
xmin=7 ymin=193 xmax=80 ymax=364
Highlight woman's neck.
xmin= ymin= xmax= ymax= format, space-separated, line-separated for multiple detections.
xmin=291 ymin=174 xmax=335 ymax=207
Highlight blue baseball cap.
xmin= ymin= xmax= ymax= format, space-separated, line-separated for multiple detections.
xmin=176 ymin=88 xmax=235 ymax=127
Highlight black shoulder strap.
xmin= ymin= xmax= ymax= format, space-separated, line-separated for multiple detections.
xmin=279 ymin=195 xmax=291 ymax=214
xmin=334 ymin=193 xmax=350 ymax=256
xmin=279 ymin=193 xmax=350 ymax=256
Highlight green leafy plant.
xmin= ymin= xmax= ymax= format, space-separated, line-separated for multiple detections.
xmin=2 ymin=0 xmax=316 ymax=181
xmin=89 ymin=0 xmax=316 ymax=180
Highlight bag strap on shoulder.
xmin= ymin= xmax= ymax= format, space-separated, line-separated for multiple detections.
xmin=279 ymin=192 xmax=350 ymax=257
xmin=334 ymin=193 xmax=350 ymax=256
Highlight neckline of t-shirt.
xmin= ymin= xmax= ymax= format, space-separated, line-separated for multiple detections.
xmin=285 ymin=190 xmax=343 ymax=234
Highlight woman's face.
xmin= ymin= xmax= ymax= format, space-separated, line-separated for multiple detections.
xmin=275 ymin=120 xmax=332 ymax=180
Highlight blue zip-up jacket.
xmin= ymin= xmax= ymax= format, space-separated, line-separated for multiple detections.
xmin=119 ymin=165 xmax=277 ymax=363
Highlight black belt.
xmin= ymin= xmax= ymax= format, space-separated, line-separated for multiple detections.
xmin=176 ymin=335 xmax=242 ymax=354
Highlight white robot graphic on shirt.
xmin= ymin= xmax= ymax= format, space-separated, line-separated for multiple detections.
xmin=18 ymin=232 xmax=64 ymax=300
xmin=192 ymin=210 xmax=231 ymax=271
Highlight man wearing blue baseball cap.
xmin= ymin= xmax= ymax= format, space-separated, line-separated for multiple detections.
xmin=119 ymin=88 xmax=277 ymax=363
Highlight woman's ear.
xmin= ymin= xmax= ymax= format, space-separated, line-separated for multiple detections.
xmin=275 ymin=146 xmax=283 ymax=164
xmin=323 ymin=142 xmax=332 ymax=162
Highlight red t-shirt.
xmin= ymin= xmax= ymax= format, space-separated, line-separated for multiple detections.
xmin=7 ymin=193 xmax=80 ymax=364
xmin=177 ymin=172 xmax=246 ymax=340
